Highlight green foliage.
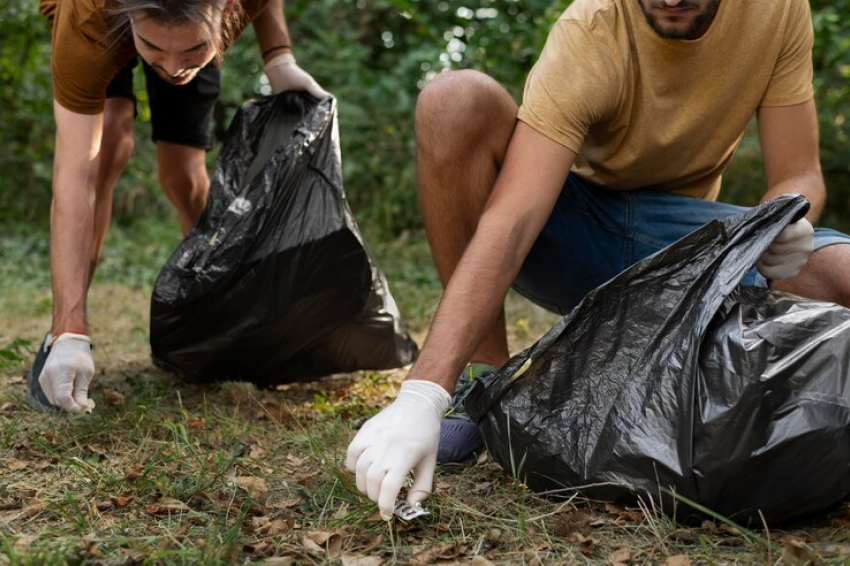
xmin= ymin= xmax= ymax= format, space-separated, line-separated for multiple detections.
xmin=0 ymin=0 xmax=848 ymax=235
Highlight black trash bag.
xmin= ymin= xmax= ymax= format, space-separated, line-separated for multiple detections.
xmin=467 ymin=195 xmax=850 ymax=525
xmin=150 ymin=93 xmax=418 ymax=386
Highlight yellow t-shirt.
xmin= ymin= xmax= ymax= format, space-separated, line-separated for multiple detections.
xmin=40 ymin=0 xmax=272 ymax=115
xmin=517 ymin=0 xmax=814 ymax=200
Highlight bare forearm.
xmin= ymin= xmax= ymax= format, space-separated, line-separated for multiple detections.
xmin=761 ymin=171 xmax=825 ymax=224
xmin=252 ymin=0 xmax=293 ymax=62
xmin=50 ymin=102 xmax=102 ymax=336
xmin=407 ymin=217 xmax=529 ymax=392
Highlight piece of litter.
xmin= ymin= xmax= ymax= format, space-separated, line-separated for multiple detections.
xmin=393 ymin=499 xmax=430 ymax=521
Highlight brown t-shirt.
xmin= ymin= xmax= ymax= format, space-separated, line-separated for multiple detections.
xmin=40 ymin=0 xmax=272 ymax=115
xmin=517 ymin=0 xmax=814 ymax=200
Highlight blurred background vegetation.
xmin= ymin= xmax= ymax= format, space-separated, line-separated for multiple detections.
xmin=0 ymin=0 xmax=847 ymax=280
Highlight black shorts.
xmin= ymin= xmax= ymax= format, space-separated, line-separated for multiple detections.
xmin=105 ymin=58 xmax=220 ymax=150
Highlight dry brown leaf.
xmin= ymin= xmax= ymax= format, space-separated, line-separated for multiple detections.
xmin=101 ymin=388 xmax=125 ymax=406
xmin=303 ymin=531 xmax=342 ymax=558
xmin=362 ymin=534 xmax=384 ymax=554
xmin=233 ymin=476 xmax=268 ymax=501
xmin=341 ymin=555 xmax=384 ymax=566
xmin=7 ymin=459 xmax=29 ymax=471
xmin=250 ymin=445 xmax=268 ymax=459
xmin=286 ymin=453 xmax=306 ymax=467
xmin=33 ymin=460 xmax=52 ymax=470
xmin=144 ymin=498 xmax=190 ymax=515
xmin=663 ymin=555 xmax=691 ymax=566
xmin=470 ymin=557 xmax=495 ymax=566
xmin=110 ymin=496 xmax=134 ymax=508
xmin=554 ymin=510 xmax=592 ymax=539
xmin=124 ymin=465 xmax=143 ymax=482
xmin=411 ymin=542 xmax=462 ymax=565
xmin=185 ymin=417 xmax=205 ymax=429
xmin=608 ymin=547 xmax=632 ymax=565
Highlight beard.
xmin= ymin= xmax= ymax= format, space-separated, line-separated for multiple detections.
xmin=637 ymin=0 xmax=722 ymax=40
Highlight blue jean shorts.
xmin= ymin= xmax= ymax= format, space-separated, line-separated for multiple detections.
xmin=513 ymin=173 xmax=850 ymax=315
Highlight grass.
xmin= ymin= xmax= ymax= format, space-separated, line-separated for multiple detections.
xmin=2 ymin=214 xmax=850 ymax=565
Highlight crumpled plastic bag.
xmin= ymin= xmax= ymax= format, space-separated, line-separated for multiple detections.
xmin=150 ymin=93 xmax=418 ymax=386
xmin=467 ymin=195 xmax=850 ymax=524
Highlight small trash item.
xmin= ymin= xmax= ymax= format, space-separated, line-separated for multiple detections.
xmin=467 ymin=195 xmax=850 ymax=525
xmin=393 ymin=499 xmax=430 ymax=521
xmin=150 ymin=93 xmax=418 ymax=385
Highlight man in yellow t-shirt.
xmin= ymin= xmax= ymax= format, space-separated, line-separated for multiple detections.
xmin=346 ymin=0 xmax=850 ymax=520
xmin=27 ymin=0 xmax=328 ymax=414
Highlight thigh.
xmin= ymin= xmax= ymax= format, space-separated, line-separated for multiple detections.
xmin=144 ymin=60 xmax=220 ymax=150
xmin=513 ymin=178 xmax=770 ymax=314
xmin=513 ymin=174 xmax=634 ymax=314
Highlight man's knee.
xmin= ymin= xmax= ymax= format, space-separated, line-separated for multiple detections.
xmin=415 ymin=70 xmax=517 ymax=153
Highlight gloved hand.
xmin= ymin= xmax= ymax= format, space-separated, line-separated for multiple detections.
xmin=757 ymin=218 xmax=814 ymax=280
xmin=39 ymin=333 xmax=96 ymax=414
xmin=346 ymin=379 xmax=451 ymax=520
xmin=264 ymin=53 xmax=330 ymax=99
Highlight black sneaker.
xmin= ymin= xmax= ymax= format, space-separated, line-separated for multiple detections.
xmin=26 ymin=334 xmax=59 ymax=413
xmin=436 ymin=363 xmax=496 ymax=470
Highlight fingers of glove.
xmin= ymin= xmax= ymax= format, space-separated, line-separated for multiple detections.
xmin=346 ymin=417 xmax=377 ymax=473
xmin=758 ymin=256 xmax=808 ymax=280
xmin=378 ymin=469 xmax=409 ymax=521
xmin=305 ymin=82 xmax=331 ymax=99
xmin=365 ymin=461 xmax=390 ymax=504
xmin=775 ymin=218 xmax=814 ymax=243
xmin=40 ymin=371 xmax=85 ymax=413
xmin=407 ymin=452 xmax=437 ymax=505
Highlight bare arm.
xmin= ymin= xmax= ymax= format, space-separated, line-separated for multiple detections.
xmin=50 ymin=101 xmax=103 ymax=336
xmin=408 ymin=122 xmax=577 ymax=392
xmin=758 ymin=99 xmax=825 ymax=223
xmin=252 ymin=0 xmax=293 ymax=62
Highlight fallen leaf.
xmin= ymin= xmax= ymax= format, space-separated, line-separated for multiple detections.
xmin=233 ymin=476 xmax=268 ymax=501
xmin=663 ymin=555 xmax=691 ymax=566
xmin=470 ymin=557 xmax=495 ymax=566
xmin=7 ymin=459 xmax=29 ymax=471
xmin=554 ymin=510 xmax=592 ymax=540
xmin=411 ymin=542 xmax=463 ymax=565
xmin=608 ymin=548 xmax=632 ymax=565
xmin=250 ymin=445 xmax=268 ymax=459
xmin=362 ymin=535 xmax=384 ymax=553
xmin=144 ymin=498 xmax=190 ymax=515
xmin=124 ymin=465 xmax=143 ymax=482
xmin=341 ymin=555 xmax=383 ymax=566
xmin=303 ymin=531 xmax=342 ymax=558
xmin=110 ymin=496 xmax=134 ymax=508
xmin=101 ymin=388 xmax=125 ymax=406
xmin=185 ymin=417 xmax=205 ymax=429
xmin=286 ymin=454 xmax=306 ymax=467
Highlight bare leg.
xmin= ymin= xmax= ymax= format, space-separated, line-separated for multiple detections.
xmin=771 ymin=243 xmax=850 ymax=307
xmin=416 ymin=70 xmax=519 ymax=368
xmin=89 ymin=97 xmax=135 ymax=287
xmin=156 ymin=141 xmax=209 ymax=235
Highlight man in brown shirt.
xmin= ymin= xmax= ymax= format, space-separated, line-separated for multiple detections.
xmin=347 ymin=0 xmax=850 ymax=520
xmin=28 ymin=0 xmax=327 ymax=413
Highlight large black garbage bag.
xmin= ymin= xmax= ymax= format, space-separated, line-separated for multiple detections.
xmin=150 ymin=93 xmax=418 ymax=386
xmin=466 ymin=195 xmax=850 ymax=525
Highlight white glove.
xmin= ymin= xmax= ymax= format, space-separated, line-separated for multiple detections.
xmin=39 ymin=333 xmax=96 ymax=414
xmin=346 ymin=380 xmax=451 ymax=520
xmin=757 ymin=218 xmax=814 ymax=280
xmin=264 ymin=53 xmax=330 ymax=99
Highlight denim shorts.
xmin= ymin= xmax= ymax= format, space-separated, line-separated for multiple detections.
xmin=513 ymin=173 xmax=850 ymax=315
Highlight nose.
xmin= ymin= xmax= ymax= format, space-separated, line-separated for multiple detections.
xmin=162 ymin=56 xmax=185 ymax=77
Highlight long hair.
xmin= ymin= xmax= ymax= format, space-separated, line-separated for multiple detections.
xmin=108 ymin=0 xmax=247 ymax=62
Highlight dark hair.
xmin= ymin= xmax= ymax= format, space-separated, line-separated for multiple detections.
xmin=108 ymin=0 xmax=246 ymax=62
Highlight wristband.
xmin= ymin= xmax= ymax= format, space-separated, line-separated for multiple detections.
xmin=261 ymin=44 xmax=291 ymax=58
